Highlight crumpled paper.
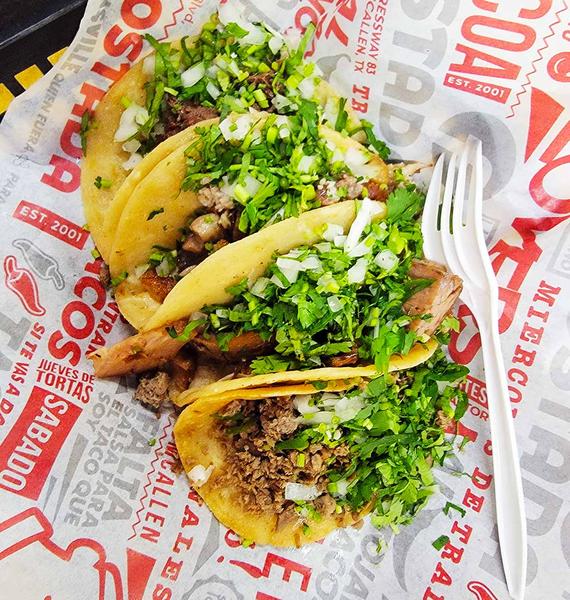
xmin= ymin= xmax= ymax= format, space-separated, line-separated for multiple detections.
xmin=0 ymin=1 xmax=568 ymax=598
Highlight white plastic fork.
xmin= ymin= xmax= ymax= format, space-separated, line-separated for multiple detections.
xmin=422 ymin=139 xmax=527 ymax=600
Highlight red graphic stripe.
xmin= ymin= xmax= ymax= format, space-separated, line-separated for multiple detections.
xmin=129 ymin=414 xmax=173 ymax=540
xmin=127 ymin=548 xmax=156 ymax=600
xmin=159 ymin=0 xmax=184 ymax=41
xmin=507 ymin=2 xmax=568 ymax=118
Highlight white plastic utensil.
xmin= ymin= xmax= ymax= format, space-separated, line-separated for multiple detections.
xmin=422 ymin=138 xmax=527 ymax=600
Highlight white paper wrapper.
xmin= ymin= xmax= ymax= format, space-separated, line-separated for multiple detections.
xmin=0 ymin=1 xmax=569 ymax=598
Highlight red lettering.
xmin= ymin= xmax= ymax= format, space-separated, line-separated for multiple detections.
xmin=103 ymin=25 xmax=143 ymax=61
xmin=91 ymin=61 xmax=130 ymax=83
xmin=441 ymin=542 xmax=464 ymax=564
xmin=71 ymin=83 xmax=105 ymax=119
xmin=472 ymin=466 xmax=493 ymax=490
xmin=530 ymin=156 xmax=570 ymax=214
xmin=512 ymin=344 xmax=536 ymax=366
xmin=431 ymin=562 xmax=452 ymax=585
xmin=450 ymin=520 xmax=473 ymax=544
xmin=60 ymin=120 xmax=82 ymax=160
xmin=520 ymin=322 xmax=544 ymax=345
xmin=463 ymin=488 xmax=485 ymax=512
xmin=462 ymin=15 xmax=535 ymax=52
xmin=423 ymin=588 xmax=445 ymax=600
xmin=41 ymin=155 xmax=80 ymax=193
xmin=62 ymin=301 xmax=94 ymax=339
xmin=47 ymin=332 xmax=81 ymax=366
xmin=451 ymin=43 xmax=521 ymax=79
xmin=121 ymin=0 xmax=162 ymax=29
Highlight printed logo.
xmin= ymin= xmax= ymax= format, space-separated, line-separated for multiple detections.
xmin=13 ymin=238 xmax=65 ymax=290
xmin=0 ymin=386 xmax=81 ymax=499
xmin=3 ymin=255 xmax=46 ymax=316
xmin=467 ymin=580 xmax=500 ymax=600
xmin=0 ymin=508 xmax=123 ymax=599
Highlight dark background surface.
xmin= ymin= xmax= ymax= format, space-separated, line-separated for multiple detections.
xmin=0 ymin=0 xmax=86 ymax=112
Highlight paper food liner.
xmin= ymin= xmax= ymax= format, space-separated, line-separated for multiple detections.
xmin=0 ymin=1 xmax=569 ymax=598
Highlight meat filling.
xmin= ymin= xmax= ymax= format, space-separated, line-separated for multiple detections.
xmin=156 ymin=96 xmax=219 ymax=143
xmin=404 ymin=259 xmax=463 ymax=337
xmin=141 ymin=268 xmax=177 ymax=303
xmin=216 ymin=397 xmax=350 ymax=523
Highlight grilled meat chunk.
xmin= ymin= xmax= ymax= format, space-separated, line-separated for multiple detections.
xmin=404 ymin=259 xmax=462 ymax=336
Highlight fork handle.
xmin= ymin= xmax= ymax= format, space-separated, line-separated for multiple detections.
xmin=478 ymin=318 xmax=527 ymax=600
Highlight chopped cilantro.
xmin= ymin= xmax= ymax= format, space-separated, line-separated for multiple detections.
xmin=167 ymin=318 xmax=206 ymax=342
xmin=80 ymin=110 xmax=90 ymax=156
xmin=312 ymin=380 xmax=327 ymax=391
xmin=387 ymin=187 xmax=425 ymax=223
xmin=443 ymin=501 xmax=466 ymax=518
xmin=94 ymin=176 xmax=112 ymax=189
xmin=147 ymin=208 xmax=165 ymax=220
xmin=148 ymin=438 xmax=157 ymax=447
xmin=91 ymin=248 xmax=101 ymax=259
xmin=432 ymin=535 xmax=450 ymax=550
xmin=110 ymin=272 xmax=128 ymax=287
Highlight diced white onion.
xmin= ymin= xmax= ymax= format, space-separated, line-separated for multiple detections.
xmin=298 ymin=155 xmax=316 ymax=173
xmin=298 ymin=77 xmax=316 ymax=100
xmin=244 ymin=174 xmax=262 ymax=196
xmin=315 ymin=242 xmax=332 ymax=253
xmin=206 ymin=64 xmax=221 ymax=78
xmin=283 ymin=27 xmax=302 ymax=49
xmin=293 ymin=395 xmax=313 ymax=414
xmin=275 ymin=115 xmax=292 ymax=138
xmin=219 ymin=115 xmax=252 ymax=141
xmin=284 ymin=483 xmax=320 ymax=501
xmin=268 ymin=34 xmax=284 ymax=54
xmin=250 ymin=277 xmax=270 ymax=298
xmin=190 ymin=311 xmax=207 ymax=321
xmin=206 ymin=81 xmax=221 ymax=99
xmin=347 ymin=258 xmax=368 ymax=284
xmin=347 ymin=240 xmax=372 ymax=258
xmin=327 ymin=295 xmax=343 ymax=313
xmin=344 ymin=199 xmax=383 ymax=253
xmin=334 ymin=480 xmax=349 ymax=496
xmin=300 ymin=256 xmax=322 ymax=271
xmin=142 ymin=55 xmax=155 ymax=76
xmin=317 ymin=273 xmax=336 ymax=291
xmin=334 ymin=235 xmax=347 ymax=248
xmin=334 ymin=395 xmax=365 ymax=422
xmin=304 ymin=411 xmax=334 ymax=425
xmin=344 ymin=146 xmax=377 ymax=178
xmin=436 ymin=381 xmax=449 ymax=394
xmin=270 ymin=274 xmax=287 ymax=289
xmin=323 ymin=97 xmax=339 ymax=127
xmin=188 ymin=464 xmax=214 ymax=487
xmin=374 ymin=249 xmax=398 ymax=270
xmin=122 ymin=138 xmax=141 ymax=154
xmin=276 ymin=257 xmax=302 ymax=272
xmin=323 ymin=223 xmax=343 ymax=242
xmin=271 ymin=93 xmax=291 ymax=111
xmin=218 ymin=3 xmax=247 ymax=27
xmin=241 ymin=25 xmax=266 ymax=46
xmin=122 ymin=152 xmax=143 ymax=170
xmin=114 ymin=103 xmax=149 ymax=143
xmin=181 ymin=62 xmax=206 ymax=88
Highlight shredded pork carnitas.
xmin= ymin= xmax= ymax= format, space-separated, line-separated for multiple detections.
xmin=215 ymin=397 xmax=350 ymax=528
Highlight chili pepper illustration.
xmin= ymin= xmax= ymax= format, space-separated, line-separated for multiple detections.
xmin=467 ymin=580 xmax=500 ymax=600
xmin=3 ymin=255 xmax=46 ymax=317
xmin=12 ymin=238 xmax=65 ymax=290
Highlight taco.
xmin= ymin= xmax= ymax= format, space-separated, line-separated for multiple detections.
xmin=90 ymin=196 xmax=462 ymax=398
xmin=173 ymin=348 xmax=469 ymax=547
xmin=109 ymin=110 xmax=391 ymax=329
xmin=81 ymin=7 xmax=388 ymax=263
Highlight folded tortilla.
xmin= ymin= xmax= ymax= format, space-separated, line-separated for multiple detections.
xmin=109 ymin=117 xmax=388 ymax=330
xmin=174 ymin=379 xmax=372 ymax=547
